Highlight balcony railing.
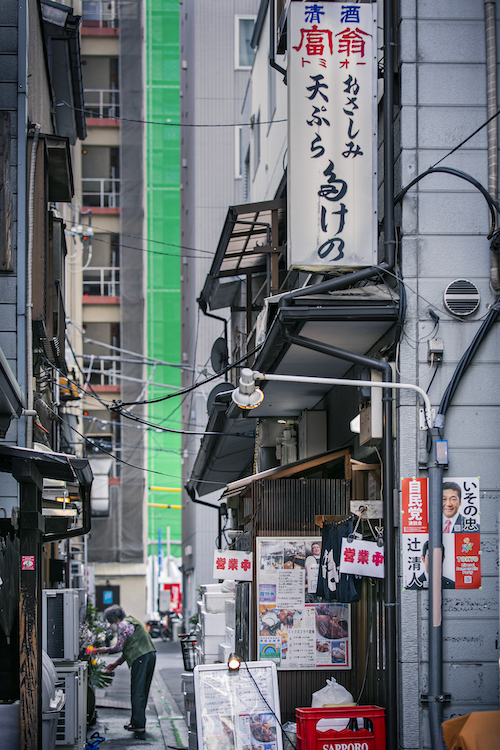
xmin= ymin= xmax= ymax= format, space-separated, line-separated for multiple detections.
xmin=83 ymin=267 xmax=120 ymax=297
xmin=82 ymin=178 xmax=120 ymax=208
xmin=82 ymin=0 xmax=119 ymax=28
xmin=83 ymin=357 xmax=121 ymax=387
xmin=84 ymin=89 xmax=120 ymax=119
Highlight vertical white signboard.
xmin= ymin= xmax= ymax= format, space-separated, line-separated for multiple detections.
xmin=288 ymin=1 xmax=378 ymax=270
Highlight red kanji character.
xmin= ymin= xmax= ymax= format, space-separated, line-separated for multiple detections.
xmin=343 ymin=547 xmax=356 ymax=563
xmin=216 ymin=557 xmax=226 ymax=570
xmin=340 ymin=59 xmax=350 ymax=69
xmin=241 ymin=559 xmax=251 ymax=571
xmin=293 ymin=26 xmax=333 ymax=56
xmin=319 ymin=59 xmax=327 ymax=68
xmin=227 ymin=558 xmax=238 ymax=571
xmin=372 ymin=551 xmax=384 ymax=567
xmin=335 ymin=27 xmax=371 ymax=58
xmin=301 ymin=58 xmax=311 ymax=67
xmin=357 ymin=549 xmax=370 ymax=564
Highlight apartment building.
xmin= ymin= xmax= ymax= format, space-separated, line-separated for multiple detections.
xmin=78 ymin=0 xmax=148 ymax=617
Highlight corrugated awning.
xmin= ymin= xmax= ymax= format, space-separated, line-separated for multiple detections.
xmin=221 ymin=448 xmax=352 ymax=499
xmin=197 ymin=199 xmax=286 ymax=312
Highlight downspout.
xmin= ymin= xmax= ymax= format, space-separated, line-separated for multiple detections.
xmin=269 ymin=0 xmax=286 ymax=78
xmin=484 ymin=1 xmax=500 ymax=289
xmin=17 ymin=0 xmax=28 ymax=447
xmin=282 ymin=330 xmax=398 ymax=748
xmin=26 ymin=124 xmax=41 ymax=450
xmin=426 ymin=431 xmax=445 ymax=750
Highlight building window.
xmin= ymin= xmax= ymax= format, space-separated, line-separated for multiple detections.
xmin=243 ymin=147 xmax=250 ymax=201
xmin=253 ymin=110 xmax=260 ymax=177
xmin=236 ymin=16 xmax=256 ymax=69
xmin=268 ymin=62 xmax=276 ymax=128
xmin=235 ymin=126 xmax=242 ymax=179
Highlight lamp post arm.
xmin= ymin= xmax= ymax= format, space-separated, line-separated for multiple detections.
xmin=250 ymin=371 xmax=433 ymax=427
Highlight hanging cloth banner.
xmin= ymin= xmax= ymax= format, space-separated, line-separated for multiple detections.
xmin=316 ymin=518 xmax=361 ymax=602
xmin=339 ymin=537 xmax=385 ymax=578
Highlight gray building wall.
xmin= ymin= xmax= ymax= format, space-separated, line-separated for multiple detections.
xmin=397 ymin=1 xmax=499 ymax=746
xmin=180 ymin=0 xmax=258 ymax=617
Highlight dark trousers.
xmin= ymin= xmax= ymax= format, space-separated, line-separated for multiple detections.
xmin=130 ymin=651 xmax=156 ymax=729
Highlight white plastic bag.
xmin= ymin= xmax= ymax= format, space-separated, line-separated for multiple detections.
xmin=311 ymin=677 xmax=355 ymax=707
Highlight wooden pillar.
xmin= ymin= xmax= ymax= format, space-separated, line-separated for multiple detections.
xmin=13 ymin=458 xmax=44 ymax=750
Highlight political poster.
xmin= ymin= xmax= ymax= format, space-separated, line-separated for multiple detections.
xmin=402 ymin=477 xmax=481 ymax=590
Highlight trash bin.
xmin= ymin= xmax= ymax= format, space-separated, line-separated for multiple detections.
xmin=296 ymin=706 xmax=386 ymax=750
xmin=42 ymin=651 xmax=65 ymax=750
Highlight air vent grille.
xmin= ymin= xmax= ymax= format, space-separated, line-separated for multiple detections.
xmin=443 ymin=279 xmax=480 ymax=317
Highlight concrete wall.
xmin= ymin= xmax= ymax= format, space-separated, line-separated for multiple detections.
xmin=397 ymin=1 xmax=500 ymax=746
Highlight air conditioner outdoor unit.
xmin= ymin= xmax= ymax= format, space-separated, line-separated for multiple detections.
xmin=42 ymin=589 xmax=80 ymax=662
xmin=55 ymin=662 xmax=87 ymax=747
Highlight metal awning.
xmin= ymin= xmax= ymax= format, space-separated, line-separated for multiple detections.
xmin=0 ymin=444 xmax=93 ymax=540
xmin=185 ymin=404 xmax=257 ymax=498
xmin=238 ymin=285 xmax=400 ymax=417
xmin=189 ymin=285 xmax=399 ymax=493
xmin=198 ymin=199 xmax=286 ymax=312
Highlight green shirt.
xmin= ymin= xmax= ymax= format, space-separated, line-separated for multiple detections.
xmin=122 ymin=616 xmax=156 ymax=667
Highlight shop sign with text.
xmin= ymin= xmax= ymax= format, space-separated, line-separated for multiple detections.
xmin=288 ymin=1 xmax=378 ymax=270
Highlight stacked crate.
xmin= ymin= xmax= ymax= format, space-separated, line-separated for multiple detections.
xmin=195 ymin=583 xmax=235 ymax=665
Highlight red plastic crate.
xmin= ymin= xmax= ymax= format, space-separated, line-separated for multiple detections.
xmin=296 ymin=706 xmax=386 ymax=750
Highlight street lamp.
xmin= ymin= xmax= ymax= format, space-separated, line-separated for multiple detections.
xmin=232 ymin=368 xmax=433 ymax=427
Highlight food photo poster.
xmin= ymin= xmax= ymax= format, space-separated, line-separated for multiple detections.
xmin=256 ymin=537 xmax=351 ymax=670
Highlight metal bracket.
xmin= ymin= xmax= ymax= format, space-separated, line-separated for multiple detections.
xmin=420 ymin=694 xmax=451 ymax=705
xmin=420 ymin=407 xmax=436 ymax=430
xmin=350 ymin=501 xmax=383 ymax=518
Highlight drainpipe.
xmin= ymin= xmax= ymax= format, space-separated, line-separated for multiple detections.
xmin=282 ymin=331 xmax=398 ymax=748
xmin=17 ymin=0 xmax=28 ymax=447
xmin=484 ymin=1 xmax=500 ymax=289
xmin=26 ymin=124 xmax=41 ymax=450
xmin=269 ymin=0 xmax=286 ymax=78
xmin=427 ymin=431 xmax=445 ymax=750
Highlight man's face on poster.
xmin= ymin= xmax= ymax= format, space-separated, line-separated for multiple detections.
xmin=443 ymin=488 xmax=461 ymax=518
xmin=311 ymin=543 xmax=321 ymax=557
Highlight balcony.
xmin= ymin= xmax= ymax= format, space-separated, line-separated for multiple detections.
xmin=83 ymin=357 xmax=121 ymax=388
xmin=83 ymin=266 xmax=120 ymax=298
xmin=82 ymin=0 xmax=119 ymax=28
xmin=84 ymin=88 xmax=120 ymax=120
xmin=82 ymin=177 xmax=120 ymax=208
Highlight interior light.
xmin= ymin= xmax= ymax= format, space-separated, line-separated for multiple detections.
xmin=277 ymin=419 xmax=287 ymax=424
xmin=227 ymin=653 xmax=242 ymax=671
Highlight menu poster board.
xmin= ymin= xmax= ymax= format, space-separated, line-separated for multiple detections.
xmin=402 ymin=477 xmax=481 ymax=590
xmin=256 ymin=537 xmax=351 ymax=671
xmin=194 ymin=661 xmax=283 ymax=750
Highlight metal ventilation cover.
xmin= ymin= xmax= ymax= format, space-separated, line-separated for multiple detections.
xmin=443 ymin=279 xmax=480 ymax=316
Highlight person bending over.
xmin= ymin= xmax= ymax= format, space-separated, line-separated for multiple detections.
xmin=95 ymin=604 xmax=156 ymax=739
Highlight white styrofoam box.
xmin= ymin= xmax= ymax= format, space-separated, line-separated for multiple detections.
xmin=200 ymin=611 xmax=226 ymax=635
xmin=201 ymin=633 xmax=222 ymax=654
xmin=225 ymin=598 xmax=236 ymax=629
xmin=218 ymin=642 xmax=232 ymax=662
xmin=225 ymin=625 xmax=235 ymax=650
xmin=203 ymin=592 xmax=230 ymax=613
xmin=199 ymin=583 xmax=223 ymax=594
xmin=195 ymin=645 xmax=204 ymax=665
xmin=202 ymin=653 xmax=220 ymax=664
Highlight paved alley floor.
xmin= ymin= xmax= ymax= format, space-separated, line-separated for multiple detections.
xmin=88 ymin=640 xmax=189 ymax=749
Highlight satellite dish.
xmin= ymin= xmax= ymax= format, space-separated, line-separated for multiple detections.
xmin=211 ymin=337 xmax=228 ymax=373
xmin=207 ymin=382 xmax=233 ymax=414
